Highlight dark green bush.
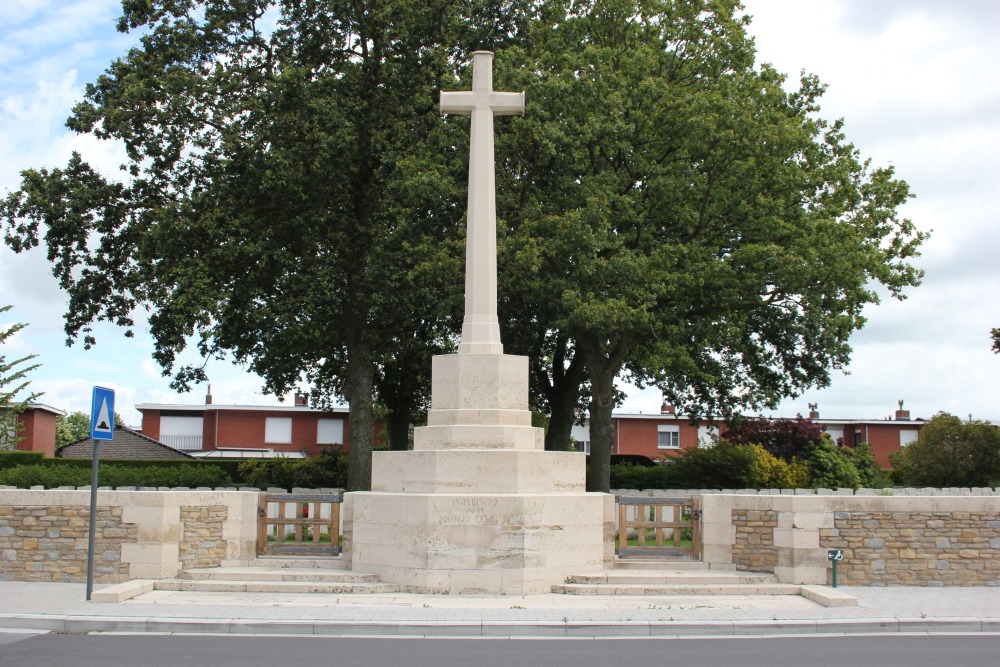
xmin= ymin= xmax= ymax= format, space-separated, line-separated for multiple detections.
xmin=845 ymin=443 xmax=890 ymax=488
xmin=238 ymin=449 xmax=348 ymax=490
xmin=0 ymin=462 xmax=233 ymax=488
xmin=668 ymin=441 xmax=761 ymax=489
xmin=0 ymin=451 xmax=45 ymax=469
xmin=609 ymin=462 xmax=678 ymax=489
xmin=803 ymin=442 xmax=861 ymax=489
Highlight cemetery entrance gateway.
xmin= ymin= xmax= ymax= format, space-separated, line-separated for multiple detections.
xmin=257 ymin=492 xmax=342 ymax=556
xmin=616 ymin=496 xmax=702 ymax=559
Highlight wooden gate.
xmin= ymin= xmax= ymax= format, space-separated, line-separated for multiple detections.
xmin=616 ymin=495 xmax=701 ymax=559
xmin=257 ymin=492 xmax=342 ymax=556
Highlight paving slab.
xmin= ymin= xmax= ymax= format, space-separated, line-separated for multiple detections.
xmin=1 ymin=582 xmax=999 ymax=638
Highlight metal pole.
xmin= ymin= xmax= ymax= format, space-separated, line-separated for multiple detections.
xmin=832 ymin=558 xmax=839 ymax=588
xmin=85 ymin=438 xmax=100 ymax=601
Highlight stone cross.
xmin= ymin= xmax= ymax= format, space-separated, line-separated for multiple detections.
xmin=440 ymin=51 xmax=524 ymax=355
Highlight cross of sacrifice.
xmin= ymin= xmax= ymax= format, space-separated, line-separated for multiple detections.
xmin=440 ymin=51 xmax=525 ymax=355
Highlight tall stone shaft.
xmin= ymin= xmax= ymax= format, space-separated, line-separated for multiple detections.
xmin=440 ymin=51 xmax=524 ymax=354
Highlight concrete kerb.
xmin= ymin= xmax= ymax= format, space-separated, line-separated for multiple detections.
xmin=3 ymin=613 xmax=1000 ymax=638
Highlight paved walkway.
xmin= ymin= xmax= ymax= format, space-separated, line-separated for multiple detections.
xmin=1 ymin=582 xmax=999 ymax=637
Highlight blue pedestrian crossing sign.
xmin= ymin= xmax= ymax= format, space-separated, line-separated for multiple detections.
xmin=90 ymin=386 xmax=115 ymax=441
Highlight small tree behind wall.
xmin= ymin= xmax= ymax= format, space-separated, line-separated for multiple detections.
xmin=0 ymin=305 xmax=41 ymax=451
xmin=724 ymin=415 xmax=825 ymax=461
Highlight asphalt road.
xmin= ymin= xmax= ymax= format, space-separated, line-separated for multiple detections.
xmin=0 ymin=633 xmax=997 ymax=667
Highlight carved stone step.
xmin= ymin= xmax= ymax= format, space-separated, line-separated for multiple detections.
xmin=156 ymin=578 xmax=399 ymax=594
xmin=179 ymin=567 xmax=381 ymax=583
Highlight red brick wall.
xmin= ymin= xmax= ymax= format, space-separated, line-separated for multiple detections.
xmin=14 ymin=410 xmax=57 ymax=457
xmin=140 ymin=410 xmax=161 ymax=440
xmin=614 ymin=418 xmax=700 ymax=460
xmin=864 ymin=423 xmax=914 ymax=467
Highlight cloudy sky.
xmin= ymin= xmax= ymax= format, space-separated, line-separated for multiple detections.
xmin=1 ymin=0 xmax=997 ymax=427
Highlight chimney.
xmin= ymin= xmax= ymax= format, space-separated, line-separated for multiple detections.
xmin=294 ymin=391 xmax=309 ymax=407
xmin=808 ymin=402 xmax=819 ymax=420
xmin=661 ymin=403 xmax=675 ymax=415
xmin=205 ymin=384 xmax=213 ymax=405
xmin=895 ymin=399 xmax=910 ymax=421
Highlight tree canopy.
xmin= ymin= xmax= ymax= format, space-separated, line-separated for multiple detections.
xmin=493 ymin=0 xmax=926 ymax=490
xmin=891 ymin=412 xmax=1000 ymax=487
xmin=2 ymin=0 xmax=927 ymax=492
xmin=1 ymin=0 xmax=516 ymax=488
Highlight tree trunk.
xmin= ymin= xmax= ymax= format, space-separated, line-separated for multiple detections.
xmin=581 ymin=345 xmax=616 ymax=493
xmin=345 ymin=336 xmax=374 ymax=491
xmin=386 ymin=407 xmax=411 ymax=451
xmin=542 ymin=348 xmax=586 ymax=451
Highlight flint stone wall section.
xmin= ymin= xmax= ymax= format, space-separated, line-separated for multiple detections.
xmin=701 ymin=493 xmax=1000 ymax=586
xmin=731 ymin=509 xmax=777 ymax=572
xmin=179 ymin=505 xmax=229 ymax=570
xmin=0 ymin=504 xmax=134 ymax=583
xmin=823 ymin=510 xmax=1000 ymax=586
xmin=0 ymin=489 xmax=257 ymax=583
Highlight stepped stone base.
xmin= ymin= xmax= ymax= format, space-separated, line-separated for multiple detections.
xmin=371 ymin=450 xmax=586 ymax=494
xmin=348 ymin=491 xmax=614 ymax=595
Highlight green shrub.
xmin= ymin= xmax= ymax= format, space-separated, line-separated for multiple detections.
xmin=0 ymin=464 xmax=91 ymax=487
xmin=238 ymin=448 xmax=348 ymax=490
xmin=0 ymin=451 xmax=45 ymax=469
xmin=747 ymin=444 xmax=810 ymax=488
xmin=668 ymin=440 xmax=761 ymax=489
xmin=845 ymin=443 xmax=890 ymax=488
xmin=609 ymin=462 xmax=678 ymax=489
xmin=0 ymin=462 xmax=233 ymax=488
xmin=803 ymin=442 xmax=861 ymax=489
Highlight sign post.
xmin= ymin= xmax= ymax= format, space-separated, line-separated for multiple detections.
xmin=86 ymin=386 xmax=115 ymax=601
xmin=828 ymin=549 xmax=845 ymax=588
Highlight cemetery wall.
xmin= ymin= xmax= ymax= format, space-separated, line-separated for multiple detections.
xmin=0 ymin=489 xmax=258 ymax=583
xmin=697 ymin=492 xmax=1000 ymax=586
xmin=3 ymin=486 xmax=1000 ymax=587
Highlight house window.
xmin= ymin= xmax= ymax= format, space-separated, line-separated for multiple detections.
xmin=160 ymin=415 xmax=204 ymax=451
xmin=657 ymin=425 xmax=680 ymax=449
xmin=697 ymin=426 xmax=718 ymax=448
xmin=317 ymin=418 xmax=344 ymax=445
xmin=265 ymin=417 xmax=293 ymax=444
xmin=900 ymin=429 xmax=919 ymax=447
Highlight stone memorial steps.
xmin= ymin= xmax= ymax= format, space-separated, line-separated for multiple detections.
xmin=149 ymin=562 xmax=400 ymax=594
xmin=154 ymin=578 xmax=400 ymax=594
xmin=177 ymin=566 xmax=382 ymax=583
xmin=610 ymin=559 xmax=721 ymax=571
xmin=552 ymin=581 xmax=802 ymax=596
xmin=564 ymin=570 xmax=779 ymax=586
xmin=553 ymin=567 xmax=788 ymax=595
xmin=219 ymin=557 xmax=351 ymax=570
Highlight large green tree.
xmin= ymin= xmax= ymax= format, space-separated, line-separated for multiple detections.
xmin=891 ymin=412 xmax=1000 ymax=487
xmin=0 ymin=305 xmax=41 ymax=451
xmin=1 ymin=0 xmax=529 ymax=488
xmin=495 ymin=0 xmax=927 ymax=491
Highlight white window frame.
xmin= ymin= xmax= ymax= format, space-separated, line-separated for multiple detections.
xmin=265 ymin=417 xmax=293 ymax=444
xmin=900 ymin=429 xmax=919 ymax=447
xmin=316 ymin=418 xmax=345 ymax=445
xmin=657 ymin=424 xmax=680 ymax=449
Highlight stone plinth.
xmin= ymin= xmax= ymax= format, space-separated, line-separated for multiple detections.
xmin=348 ymin=491 xmax=613 ymax=595
xmin=347 ymin=351 xmax=612 ymax=595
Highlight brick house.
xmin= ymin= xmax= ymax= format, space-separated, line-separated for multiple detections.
xmin=571 ymin=404 xmax=925 ymax=467
xmin=0 ymin=403 xmax=65 ymax=457
xmin=136 ymin=391 xmax=351 ymax=458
